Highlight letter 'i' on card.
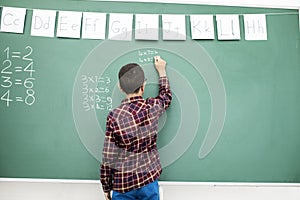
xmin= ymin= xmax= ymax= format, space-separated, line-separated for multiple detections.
xmin=190 ymin=15 xmax=215 ymax=39
xmin=216 ymin=14 xmax=241 ymax=40
xmin=0 ymin=7 xmax=27 ymax=34
xmin=135 ymin=14 xmax=159 ymax=40
xmin=108 ymin=13 xmax=133 ymax=41
xmin=243 ymin=14 xmax=267 ymax=40
xmin=31 ymin=9 xmax=57 ymax=37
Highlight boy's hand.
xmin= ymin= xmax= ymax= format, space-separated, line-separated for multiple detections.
xmin=154 ymin=56 xmax=167 ymax=77
xmin=104 ymin=192 xmax=111 ymax=200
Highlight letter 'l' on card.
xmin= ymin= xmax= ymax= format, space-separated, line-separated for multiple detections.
xmin=216 ymin=14 xmax=240 ymax=40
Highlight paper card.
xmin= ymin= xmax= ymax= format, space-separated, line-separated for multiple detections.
xmin=243 ymin=14 xmax=267 ymax=41
xmin=216 ymin=14 xmax=240 ymax=40
xmin=56 ymin=11 xmax=82 ymax=38
xmin=190 ymin=15 xmax=214 ymax=40
xmin=244 ymin=14 xmax=267 ymax=40
xmin=0 ymin=7 xmax=27 ymax=34
xmin=135 ymin=14 xmax=159 ymax=40
xmin=31 ymin=9 xmax=56 ymax=37
xmin=162 ymin=14 xmax=186 ymax=40
xmin=108 ymin=13 xmax=133 ymax=41
xmin=82 ymin=12 xmax=106 ymax=40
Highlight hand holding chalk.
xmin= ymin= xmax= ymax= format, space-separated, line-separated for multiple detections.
xmin=154 ymin=55 xmax=167 ymax=77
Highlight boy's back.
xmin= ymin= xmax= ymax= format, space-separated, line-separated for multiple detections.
xmin=100 ymin=56 xmax=172 ymax=200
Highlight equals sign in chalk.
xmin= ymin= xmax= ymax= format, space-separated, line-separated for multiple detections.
xmin=15 ymin=66 xmax=22 ymax=72
xmin=15 ymin=79 xmax=23 ymax=85
xmin=15 ymin=97 xmax=23 ymax=102
xmin=12 ymin=51 xmax=21 ymax=59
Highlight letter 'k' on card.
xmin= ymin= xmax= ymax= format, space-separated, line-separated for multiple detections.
xmin=190 ymin=15 xmax=215 ymax=39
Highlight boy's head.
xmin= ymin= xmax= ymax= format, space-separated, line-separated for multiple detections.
xmin=118 ymin=63 xmax=145 ymax=94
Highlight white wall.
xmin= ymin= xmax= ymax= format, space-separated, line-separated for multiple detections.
xmin=89 ymin=0 xmax=300 ymax=9
xmin=0 ymin=179 xmax=300 ymax=200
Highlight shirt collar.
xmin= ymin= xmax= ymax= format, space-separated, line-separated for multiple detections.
xmin=121 ymin=96 xmax=144 ymax=105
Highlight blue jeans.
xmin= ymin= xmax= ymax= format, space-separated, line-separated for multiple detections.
xmin=112 ymin=180 xmax=160 ymax=200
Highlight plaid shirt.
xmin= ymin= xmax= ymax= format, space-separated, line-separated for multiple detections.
xmin=100 ymin=77 xmax=172 ymax=193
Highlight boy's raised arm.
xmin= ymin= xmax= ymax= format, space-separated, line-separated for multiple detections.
xmin=154 ymin=56 xmax=167 ymax=77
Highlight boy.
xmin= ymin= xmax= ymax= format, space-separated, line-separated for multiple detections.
xmin=100 ymin=56 xmax=172 ymax=200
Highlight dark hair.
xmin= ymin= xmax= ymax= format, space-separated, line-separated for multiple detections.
xmin=118 ymin=63 xmax=145 ymax=94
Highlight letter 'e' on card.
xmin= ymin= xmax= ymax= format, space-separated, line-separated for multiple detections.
xmin=56 ymin=11 xmax=82 ymax=39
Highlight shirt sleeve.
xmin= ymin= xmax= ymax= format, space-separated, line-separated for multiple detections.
xmin=156 ymin=76 xmax=172 ymax=110
xmin=100 ymin=114 xmax=119 ymax=193
xmin=146 ymin=76 xmax=172 ymax=120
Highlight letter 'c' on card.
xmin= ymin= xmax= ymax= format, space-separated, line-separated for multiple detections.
xmin=0 ymin=7 xmax=27 ymax=34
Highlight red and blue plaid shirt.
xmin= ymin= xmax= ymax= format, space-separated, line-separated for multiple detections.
xmin=100 ymin=77 xmax=172 ymax=193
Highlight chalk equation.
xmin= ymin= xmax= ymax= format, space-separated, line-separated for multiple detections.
xmin=81 ymin=75 xmax=112 ymax=111
xmin=138 ymin=49 xmax=159 ymax=64
xmin=0 ymin=46 xmax=36 ymax=107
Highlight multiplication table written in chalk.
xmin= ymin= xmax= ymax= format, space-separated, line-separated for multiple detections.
xmin=0 ymin=46 xmax=36 ymax=107
xmin=81 ymin=75 xmax=112 ymax=112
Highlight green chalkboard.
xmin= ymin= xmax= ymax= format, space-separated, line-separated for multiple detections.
xmin=0 ymin=0 xmax=300 ymax=182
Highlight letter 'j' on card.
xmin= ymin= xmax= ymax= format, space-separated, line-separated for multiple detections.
xmin=162 ymin=14 xmax=186 ymax=40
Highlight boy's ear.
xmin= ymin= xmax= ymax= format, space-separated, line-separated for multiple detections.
xmin=118 ymin=83 xmax=124 ymax=93
xmin=141 ymin=81 xmax=146 ymax=93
